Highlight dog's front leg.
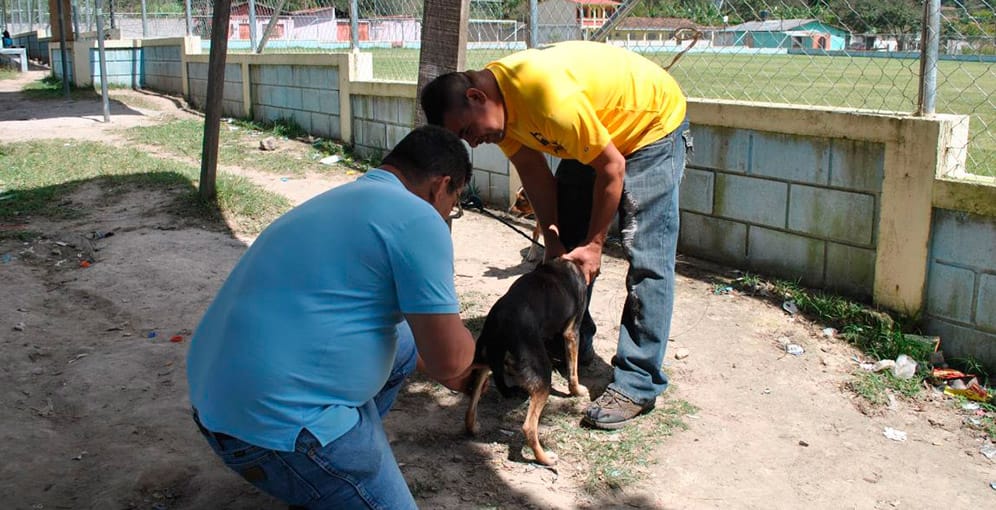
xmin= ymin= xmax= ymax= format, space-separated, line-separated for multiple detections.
xmin=525 ymin=222 xmax=542 ymax=262
xmin=563 ymin=319 xmax=589 ymax=398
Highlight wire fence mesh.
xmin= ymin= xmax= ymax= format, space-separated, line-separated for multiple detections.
xmin=1 ymin=0 xmax=993 ymax=176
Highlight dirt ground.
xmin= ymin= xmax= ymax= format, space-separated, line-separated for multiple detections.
xmin=2 ymin=70 xmax=995 ymax=510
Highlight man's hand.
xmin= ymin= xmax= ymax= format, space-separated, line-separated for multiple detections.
xmin=563 ymin=243 xmax=603 ymax=284
xmin=420 ymin=355 xmax=487 ymax=394
xmin=439 ymin=364 xmax=489 ymax=395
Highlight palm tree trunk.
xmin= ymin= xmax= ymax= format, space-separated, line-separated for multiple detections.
xmin=415 ymin=0 xmax=470 ymax=125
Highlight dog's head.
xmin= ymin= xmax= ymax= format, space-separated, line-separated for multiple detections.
xmin=508 ymin=187 xmax=534 ymax=218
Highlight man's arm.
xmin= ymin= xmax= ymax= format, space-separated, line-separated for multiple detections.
xmin=509 ymin=146 xmax=567 ymax=259
xmin=405 ymin=313 xmax=476 ymax=391
xmin=565 ymin=142 xmax=626 ymax=283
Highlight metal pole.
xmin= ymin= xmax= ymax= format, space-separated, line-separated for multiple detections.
xmin=917 ymin=0 xmax=940 ymax=115
xmin=140 ymin=0 xmax=147 ymax=37
xmin=248 ymin=0 xmax=257 ymax=51
xmin=349 ymin=0 xmax=358 ymax=50
xmin=109 ymin=0 xmax=115 ymax=30
xmin=71 ymin=1 xmax=79 ymax=39
xmin=55 ymin=0 xmax=70 ymax=98
xmin=184 ymin=0 xmax=192 ymax=36
xmin=95 ymin=0 xmax=110 ymax=122
xmin=529 ymin=0 xmax=537 ymax=48
xmin=256 ymin=0 xmax=285 ymax=54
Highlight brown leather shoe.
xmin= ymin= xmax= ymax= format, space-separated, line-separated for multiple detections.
xmin=582 ymin=387 xmax=654 ymax=430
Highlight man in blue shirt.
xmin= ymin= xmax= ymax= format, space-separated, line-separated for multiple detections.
xmin=187 ymin=125 xmax=477 ymax=509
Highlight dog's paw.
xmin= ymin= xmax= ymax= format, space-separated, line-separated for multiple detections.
xmin=465 ymin=422 xmax=479 ymax=436
xmin=536 ymin=450 xmax=559 ymax=466
xmin=525 ymin=245 xmax=541 ymax=262
xmin=569 ymin=384 xmax=590 ymax=399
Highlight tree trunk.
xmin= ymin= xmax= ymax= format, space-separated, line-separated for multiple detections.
xmin=199 ymin=0 xmax=233 ymax=200
xmin=414 ymin=0 xmax=470 ymax=126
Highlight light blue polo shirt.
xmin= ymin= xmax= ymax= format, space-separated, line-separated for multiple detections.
xmin=186 ymin=169 xmax=459 ymax=452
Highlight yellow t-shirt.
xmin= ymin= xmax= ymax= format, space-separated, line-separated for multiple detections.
xmin=487 ymin=41 xmax=687 ymax=164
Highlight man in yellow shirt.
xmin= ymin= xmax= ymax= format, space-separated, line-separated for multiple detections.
xmin=422 ymin=41 xmax=691 ymax=430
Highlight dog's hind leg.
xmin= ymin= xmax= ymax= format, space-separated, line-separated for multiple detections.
xmin=563 ymin=317 xmax=589 ymax=398
xmin=464 ymin=368 xmax=491 ymax=435
xmin=522 ymin=387 xmax=556 ymax=465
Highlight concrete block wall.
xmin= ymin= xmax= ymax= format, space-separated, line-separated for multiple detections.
xmin=679 ymin=126 xmax=884 ymax=298
xmin=186 ymin=62 xmax=245 ymax=118
xmin=141 ymin=44 xmax=184 ymax=95
xmin=50 ymin=47 xmax=74 ymax=83
xmin=926 ymin=208 xmax=996 ymax=372
xmin=350 ymin=93 xmax=414 ymax=161
xmin=91 ymin=47 xmax=141 ymax=88
xmin=251 ymin=64 xmax=342 ymax=139
xmin=13 ymin=30 xmax=47 ymax=63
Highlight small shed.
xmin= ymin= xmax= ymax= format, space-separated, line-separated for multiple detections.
xmin=720 ymin=18 xmax=849 ymax=50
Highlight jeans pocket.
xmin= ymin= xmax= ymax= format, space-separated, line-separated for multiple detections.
xmin=223 ymin=447 xmax=321 ymax=505
xmin=218 ymin=440 xmax=270 ymax=466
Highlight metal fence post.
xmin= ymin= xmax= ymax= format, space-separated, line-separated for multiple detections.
xmin=71 ymin=1 xmax=80 ymax=39
xmin=54 ymin=0 xmax=70 ymax=98
xmin=917 ymin=0 xmax=940 ymax=115
xmin=95 ymin=0 xmax=110 ymax=122
xmin=349 ymin=0 xmax=359 ymax=51
xmin=140 ymin=0 xmax=147 ymax=38
xmin=249 ymin=0 xmax=258 ymax=51
xmin=529 ymin=0 xmax=537 ymax=48
xmin=185 ymin=0 xmax=192 ymax=36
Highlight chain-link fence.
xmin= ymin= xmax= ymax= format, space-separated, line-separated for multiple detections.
xmin=2 ymin=0 xmax=993 ymax=176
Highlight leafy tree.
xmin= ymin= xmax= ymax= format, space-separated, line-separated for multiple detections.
xmin=831 ymin=0 xmax=920 ymax=49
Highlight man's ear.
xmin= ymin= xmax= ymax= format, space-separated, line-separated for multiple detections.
xmin=466 ymin=87 xmax=487 ymax=105
xmin=428 ymin=175 xmax=451 ymax=202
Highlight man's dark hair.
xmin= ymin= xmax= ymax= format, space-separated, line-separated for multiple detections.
xmin=420 ymin=72 xmax=473 ymax=126
xmin=382 ymin=125 xmax=472 ymax=193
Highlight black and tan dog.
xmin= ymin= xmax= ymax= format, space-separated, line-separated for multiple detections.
xmin=464 ymin=258 xmax=588 ymax=465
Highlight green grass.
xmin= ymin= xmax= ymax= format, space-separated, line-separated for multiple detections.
xmin=0 ymin=140 xmax=290 ymax=236
xmin=121 ymin=117 xmax=374 ymax=174
xmin=848 ymin=370 xmax=924 ymax=407
xmin=359 ymin=48 xmax=995 ymax=177
xmin=0 ymin=67 xmax=18 ymax=80
xmin=20 ymin=75 xmax=99 ymax=101
xmin=549 ymin=398 xmax=697 ymax=493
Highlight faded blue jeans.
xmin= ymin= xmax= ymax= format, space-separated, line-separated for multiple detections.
xmin=556 ymin=120 xmax=690 ymax=405
xmin=193 ymin=323 xmax=420 ymax=510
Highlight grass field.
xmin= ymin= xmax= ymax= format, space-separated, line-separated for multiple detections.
xmin=360 ymin=48 xmax=994 ymax=176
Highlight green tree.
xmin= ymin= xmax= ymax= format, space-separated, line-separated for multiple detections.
xmin=831 ymin=0 xmax=920 ymax=49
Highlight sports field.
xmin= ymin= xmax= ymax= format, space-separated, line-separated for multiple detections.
xmin=364 ymin=48 xmax=995 ymax=177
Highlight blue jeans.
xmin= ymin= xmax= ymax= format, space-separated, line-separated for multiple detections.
xmin=556 ymin=120 xmax=690 ymax=405
xmin=193 ymin=323 xmax=420 ymax=509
